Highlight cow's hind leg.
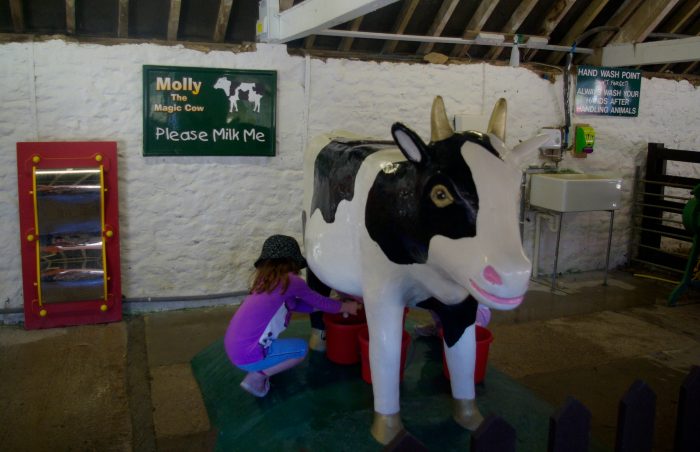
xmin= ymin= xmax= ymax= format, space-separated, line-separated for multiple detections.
xmin=444 ymin=324 xmax=484 ymax=430
xmin=306 ymin=267 xmax=332 ymax=352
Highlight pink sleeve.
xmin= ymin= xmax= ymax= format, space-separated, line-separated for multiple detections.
xmin=285 ymin=274 xmax=342 ymax=314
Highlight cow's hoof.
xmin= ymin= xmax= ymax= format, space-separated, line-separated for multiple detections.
xmin=370 ymin=412 xmax=404 ymax=445
xmin=308 ymin=328 xmax=326 ymax=352
xmin=453 ymin=398 xmax=484 ymax=431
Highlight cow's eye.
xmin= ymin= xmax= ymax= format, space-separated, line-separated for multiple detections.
xmin=430 ymin=184 xmax=454 ymax=208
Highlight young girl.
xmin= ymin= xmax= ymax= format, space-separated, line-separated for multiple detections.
xmin=224 ymin=234 xmax=360 ymax=397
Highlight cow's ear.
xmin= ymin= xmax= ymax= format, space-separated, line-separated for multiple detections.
xmin=391 ymin=122 xmax=429 ymax=164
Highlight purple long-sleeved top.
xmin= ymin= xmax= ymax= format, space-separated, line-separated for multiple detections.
xmin=224 ymin=273 xmax=342 ymax=366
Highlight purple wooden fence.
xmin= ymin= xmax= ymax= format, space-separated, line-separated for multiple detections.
xmin=385 ymin=366 xmax=699 ymax=451
xmin=468 ymin=366 xmax=700 ymax=452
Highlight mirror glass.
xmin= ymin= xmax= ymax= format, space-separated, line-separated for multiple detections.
xmin=35 ymin=168 xmax=104 ymax=304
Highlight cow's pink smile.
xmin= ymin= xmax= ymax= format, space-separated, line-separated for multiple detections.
xmin=470 ymin=280 xmax=524 ymax=306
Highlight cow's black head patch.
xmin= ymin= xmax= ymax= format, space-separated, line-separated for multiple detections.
xmin=365 ymin=124 xmax=490 ymax=265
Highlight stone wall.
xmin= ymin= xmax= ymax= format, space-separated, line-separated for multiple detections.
xmin=1 ymin=39 xmax=698 ymax=311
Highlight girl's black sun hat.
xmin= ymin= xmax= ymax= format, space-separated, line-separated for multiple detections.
xmin=254 ymin=234 xmax=308 ymax=269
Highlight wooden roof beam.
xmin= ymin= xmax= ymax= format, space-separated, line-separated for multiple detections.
xmin=658 ymin=14 xmax=700 ymax=72
xmin=167 ymin=0 xmax=182 ymax=41
xmin=525 ymin=0 xmax=576 ymax=61
xmin=304 ymin=35 xmax=316 ymax=49
xmin=417 ymin=0 xmax=460 ymax=55
xmin=575 ymin=0 xmax=643 ymax=65
xmin=213 ymin=0 xmax=234 ymax=42
xmin=546 ymin=0 xmax=609 ymax=65
xmin=9 ymin=0 xmax=24 ymax=33
xmin=279 ymin=0 xmax=294 ymax=11
xmin=683 ymin=60 xmax=699 ymax=74
xmin=484 ymin=0 xmax=539 ymax=60
xmin=661 ymin=0 xmax=700 ymax=34
xmin=608 ymin=0 xmax=680 ymax=45
xmin=338 ymin=16 xmax=364 ymax=52
xmin=118 ymin=0 xmax=129 ymax=38
xmin=584 ymin=0 xmax=643 ymax=51
xmin=451 ymin=0 xmax=501 ymax=57
xmin=259 ymin=0 xmax=399 ymax=44
xmin=382 ymin=0 xmax=420 ymax=54
xmin=598 ymin=36 xmax=700 ymax=66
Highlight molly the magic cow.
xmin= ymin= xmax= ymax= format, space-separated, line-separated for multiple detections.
xmin=302 ymin=97 xmax=545 ymax=444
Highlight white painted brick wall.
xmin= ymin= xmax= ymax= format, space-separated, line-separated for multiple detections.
xmin=1 ymin=39 xmax=698 ymax=311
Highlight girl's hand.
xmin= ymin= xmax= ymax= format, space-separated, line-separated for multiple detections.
xmin=340 ymin=301 xmax=361 ymax=316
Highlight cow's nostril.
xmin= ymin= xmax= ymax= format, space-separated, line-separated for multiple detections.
xmin=483 ymin=265 xmax=503 ymax=285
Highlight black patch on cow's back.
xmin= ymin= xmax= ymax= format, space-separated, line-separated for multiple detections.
xmin=311 ymin=139 xmax=394 ymax=223
xmin=366 ymin=133 xmax=481 ymax=264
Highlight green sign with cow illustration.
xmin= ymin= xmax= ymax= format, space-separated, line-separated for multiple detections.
xmin=143 ymin=65 xmax=276 ymax=156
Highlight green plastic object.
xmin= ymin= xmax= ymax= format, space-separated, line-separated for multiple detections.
xmin=668 ymin=184 xmax=700 ymax=306
xmin=575 ymin=125 xmax=595 ymax=154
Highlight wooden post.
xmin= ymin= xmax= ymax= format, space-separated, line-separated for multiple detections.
xmin=674 ymin=366 xmax=700 ymax=452
xmin=384 ymin=430 xmax=428 ymax=451
xmin=638 ymin=143 xmax=667 ymax=263
xmin=548 ymin=396 xmax=591 ymax=452
xmin=615 ymin=380 xmax=656 ymax=452
xmin=471 ymin=415 xmax=516 ymax=452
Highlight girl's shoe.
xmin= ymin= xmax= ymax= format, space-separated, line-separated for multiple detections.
xmin=308 ymin=328 xmax=327 ymax=352
xmin=240 ymin=373 xmax=270 ymax=397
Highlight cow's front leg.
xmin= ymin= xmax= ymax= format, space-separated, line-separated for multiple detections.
xmin=444 ymin=323 xmax=484 ymax=430
xmin=364 ymin=298 xmax=406 ymax=444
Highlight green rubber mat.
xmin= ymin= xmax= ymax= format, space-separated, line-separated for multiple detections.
xmin=191 ymin=319 xmax=578 ymax=451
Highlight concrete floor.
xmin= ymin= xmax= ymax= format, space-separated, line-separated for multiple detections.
xmin=1 ymin=269 xmax=698 ymax=451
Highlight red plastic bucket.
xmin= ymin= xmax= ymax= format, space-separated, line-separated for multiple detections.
xmin=358 ymin=326 xmax=411 ymax=384
xmin=441 ymin=325 xmax=493 ymax=384
xmin=323 ymin=311 xmax=367 ymax=365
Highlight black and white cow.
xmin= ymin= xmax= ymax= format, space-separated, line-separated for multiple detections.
xmin=302 ymin=97 xmax=545 ymax=444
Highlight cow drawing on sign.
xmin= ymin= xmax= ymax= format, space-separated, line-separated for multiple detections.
xmin=213 ymin=77 xmax=239 ymax=113
xmin=247 ymin=90 xmax=262 ymax=113
xmin=302 ymin=97 xmax=548 ymax=444
xmin=234 ymin=83 xmax=263 ymax=113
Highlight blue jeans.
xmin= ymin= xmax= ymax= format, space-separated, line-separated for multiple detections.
xmin=237 ymin=338 xmax=308 ymax=372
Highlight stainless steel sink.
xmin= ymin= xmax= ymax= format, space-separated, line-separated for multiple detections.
xmin=529 ymin=173 xmax=623 ymax=212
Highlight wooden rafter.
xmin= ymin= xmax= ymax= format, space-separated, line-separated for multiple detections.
xmin=213 ymin=0 xmax=234 ymax=42
xmin=451 ymin=0 xmax=501 ymax=58
xmin=525 ymin=0 xmax=576 ymax=61
xmin=417 ymin=0 xmax=460 ymax=55
xmin=608 ymin=0 xmax=680 ymax=45
xmin=279 ymin=0 xmax=294 ymax=11
xmin=659 ymin=14 xmax=700 ymax=72
xmin=382 ymin=0 xmax=420 ymax=54
xmin=683 ymin=61 xmax=699 ymax=74
xmin=584 ymin=0 xmax=643 ymax=51
xmin=574 ymin=0 xmax=642 ymax=66
xmin=484 ymin=0 xmax=539 ymax=60
xmin=66 ymin=0 xmax=76 ymax=34
xmin=118 ymin=0 xmax=129 ymax=38
xmin=546 ymin=0 xmax=609 ymax=65
xmin=167 ymin=0 xmax=182 ymax=41
xmin=661 ymin=0 xmax=700 ymax=34
xmin=9 ymin=0 xmax=24 ymax=33
xmin=304 ymin=35 xmax=316 ymax=49
xmin=338 ymin=16 xmax=364 ymax=52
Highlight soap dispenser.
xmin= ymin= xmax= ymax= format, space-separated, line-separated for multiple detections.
xmin=574 ymin=124 xmax=595 ymax=158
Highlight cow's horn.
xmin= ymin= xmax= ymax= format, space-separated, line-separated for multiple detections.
xmin=487 ymin=98 xmax=507 ymax=142
xmin=431 ymin=96 xmax=454 ymax=142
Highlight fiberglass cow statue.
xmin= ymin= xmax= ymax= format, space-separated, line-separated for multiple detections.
xmin=302 ymin=96 xmax=545 ymax=444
